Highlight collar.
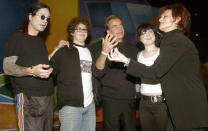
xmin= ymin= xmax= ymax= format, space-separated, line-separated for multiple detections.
xmin=164 ymin=29 xmax=183 ymax=36
xmin=72 ymin=43 xmax=86 ymax=48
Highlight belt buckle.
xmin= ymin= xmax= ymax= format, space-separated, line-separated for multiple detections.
xmin=151 ymin=96 xmax=165 ymax=103
xmin=151 ymin=96 xmax=158 ymax=103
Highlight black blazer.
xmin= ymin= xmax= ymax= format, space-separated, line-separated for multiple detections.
xmin=126 ymin=29 xmax=208 ymax=129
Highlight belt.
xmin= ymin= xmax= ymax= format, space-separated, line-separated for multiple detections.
xmin=141 ymin=95 xmax=165 ymax=103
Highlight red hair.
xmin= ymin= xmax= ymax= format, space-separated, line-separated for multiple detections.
xmin=159 ymin=3 xmax=190 ymax=30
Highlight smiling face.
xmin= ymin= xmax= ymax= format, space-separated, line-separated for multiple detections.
xmin=28 ymin=8 xmax=50 ymax=35
xmin=159 ymin=9 xmax=178 ymax=32
xmin=107 ymin=18 xmax=124 ymax=42
xmin=72 ymin=23 xmax=88 ymax=45
xmin=140 ymin=29 xmax=156 ymax=47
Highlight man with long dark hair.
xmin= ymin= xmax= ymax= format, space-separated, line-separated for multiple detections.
xmin=2 ymin=2 xmax=63 ymax=131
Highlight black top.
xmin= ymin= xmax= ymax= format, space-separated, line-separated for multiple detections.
xmin=50 ymin=45 xmax=99 ymax=108
xmin=127 ymin=29 xmax=208 ymax=129
xmin=3 ymin=31 xmax=53 ymax=96
xmin=93 ymin=41 xmax=139 ymax=100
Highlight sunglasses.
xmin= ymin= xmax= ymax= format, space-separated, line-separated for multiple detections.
xmin=36 ymin=14 xmax=50 ymax=22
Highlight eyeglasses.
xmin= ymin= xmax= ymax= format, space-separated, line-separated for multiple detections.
xmin=37 ymin=14 xmax=50 ymax=22
xmin=75 ymin=28 xmax=88 ymax=32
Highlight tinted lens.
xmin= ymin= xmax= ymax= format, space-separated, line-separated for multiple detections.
xmin=40 ymin=15 xmax=45 ymax=20
xmin=46 ymin=18 xmax=50 ymax=22
xmin=40 ymin=15 xmax=50 ymax=22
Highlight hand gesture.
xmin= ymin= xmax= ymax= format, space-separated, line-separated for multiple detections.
xmin=108 ymin=47 xmax=129 ymax=64
xmin=102 ymin=32 xmax=118 ymax=54
xmin=32 ymin=64 xmax=53 ymax=79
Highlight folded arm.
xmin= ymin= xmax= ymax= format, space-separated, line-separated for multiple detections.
xmin=3 ymin=56 xmax=53 ymax=78
xmin=3 ymin=56 xmax=31 ymax=77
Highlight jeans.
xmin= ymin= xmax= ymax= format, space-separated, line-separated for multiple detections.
xmin=59 ymin=101 xmax=96 ymax=131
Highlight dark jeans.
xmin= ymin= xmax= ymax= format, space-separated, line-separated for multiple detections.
xmin=139 ymin=98 xmax=169 ymax=131
xmin=167 ymin=118 xmax=206 ymax=131
xmin=102 ymin=97 xmax=137 ymax=131
xmin=15 ymin=93 xmax=54 ymax=131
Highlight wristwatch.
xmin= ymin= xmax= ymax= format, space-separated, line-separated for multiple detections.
xmin=124 ymin=58 xmax=130 ymax=67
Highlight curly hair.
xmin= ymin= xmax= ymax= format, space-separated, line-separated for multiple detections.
xmin=159 ymin=3 xmax=190 ymax=30
xmin=136 ymin=22 xmax=163 ymax=50
xmin=67 ymin=16 xmax=92 ymax=43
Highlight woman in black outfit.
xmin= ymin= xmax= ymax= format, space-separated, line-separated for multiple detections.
xmin=108 ymin=3 xmax=208 ymax=131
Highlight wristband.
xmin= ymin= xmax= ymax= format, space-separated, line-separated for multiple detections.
xmin=124 ymin=58 xmax=130 ymax=67
xmin=101 ymin=51 xmax=108 ymax=56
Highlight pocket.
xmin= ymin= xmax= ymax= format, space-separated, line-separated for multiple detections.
xmin=24 ymin=95 xmax=49 ymax=117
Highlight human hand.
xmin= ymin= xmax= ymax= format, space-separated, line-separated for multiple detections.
xmin=108 ymin=47 xmax=129 ymax=64
xmin=31 ymin=64 xmax=53 ymax=78
xmin=48 ymin=40 xmax=70 ymax=60
xmin=102 ymin=32 xmax=118 ymax=54
xmin=56 ymin=40 xmax=70 ymax=49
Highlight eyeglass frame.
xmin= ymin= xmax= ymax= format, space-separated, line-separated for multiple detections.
xmin=75 ymin=28 xmax=88 ymax=33
xmin=36 ymin=14 xmax=50 ymax=23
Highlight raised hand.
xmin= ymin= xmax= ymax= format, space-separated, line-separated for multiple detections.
xmin=102 ymin=32 xmax=118 ymax=54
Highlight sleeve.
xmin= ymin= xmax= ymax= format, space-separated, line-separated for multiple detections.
xmin=49 ymin=50 xmax=59 ymax=76
xmin=92 ymin=59 xmax=109 ymax=79
xmin=126 ymin=36 xmax=188 ymax=83
xmin=3 ymin=32 xmax=21 ymax=58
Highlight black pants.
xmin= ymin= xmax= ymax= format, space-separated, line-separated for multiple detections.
xmin=15 ymin=93 xmax=53 ymax=131
xmin=102 ymin=98 xmax=137 ymax=131
xmin=139 ymin=98 xmax=169 ymax=131
xmin=167 ymin=118 xmax=206 ymax=131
